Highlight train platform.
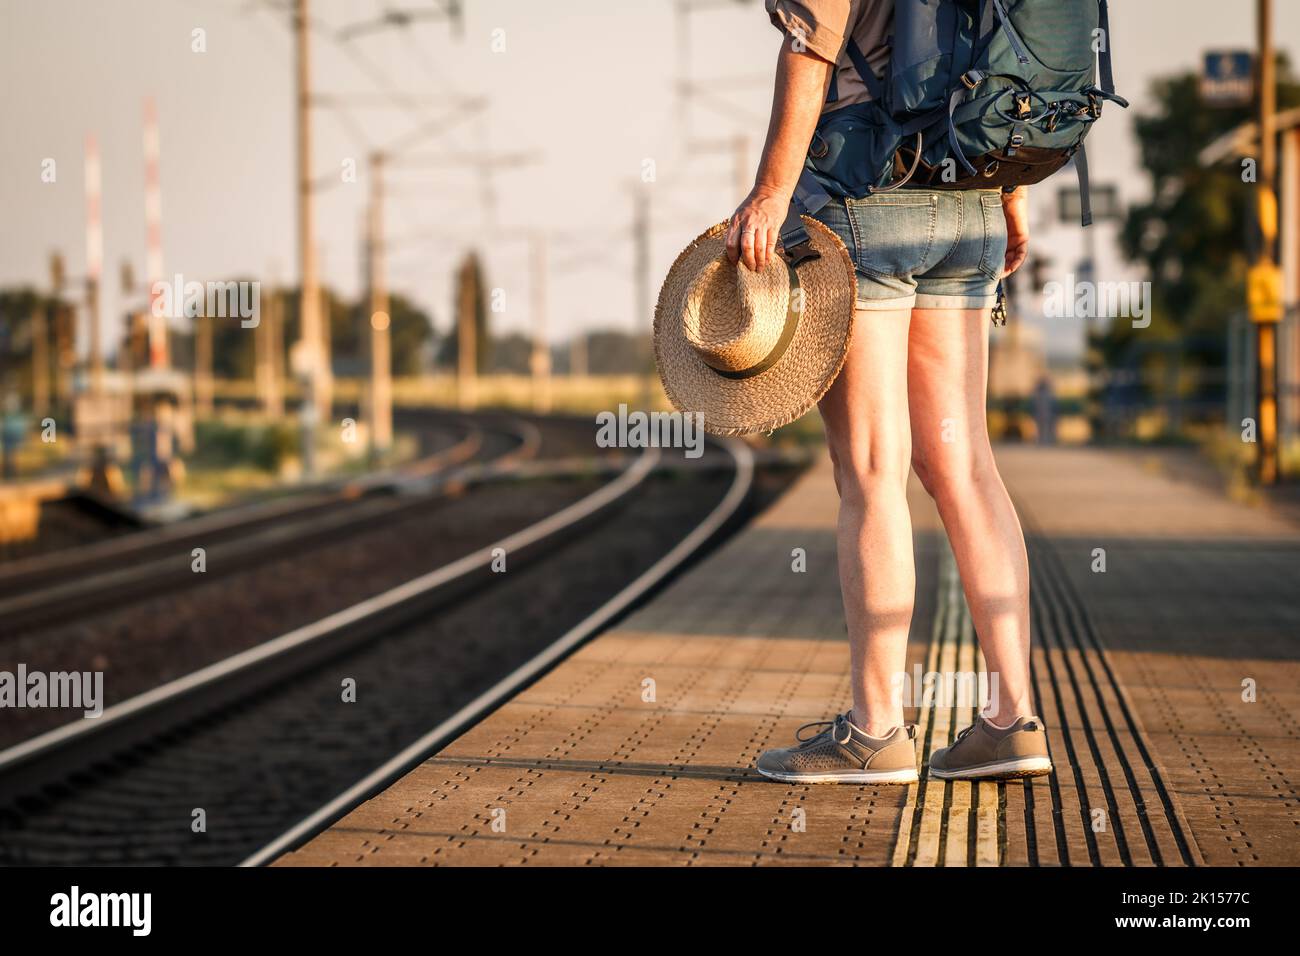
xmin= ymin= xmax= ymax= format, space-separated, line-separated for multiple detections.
xmin=274 ymin=444 xmax=1300 ymax=867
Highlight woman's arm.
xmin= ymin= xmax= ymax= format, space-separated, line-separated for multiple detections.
xmin=726 ymin=33 xmax=833 ymax=272
xmin=1001 ymin=186 xmax=1029 ymax=277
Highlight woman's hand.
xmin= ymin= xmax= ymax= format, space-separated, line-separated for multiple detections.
xmin=726 ymin=185 xmax=791 ymax=272
xmin=1001 ymin=186 xmax=1029 ymax=278
xmin=724 ymin=33 xmax=830 ymax=272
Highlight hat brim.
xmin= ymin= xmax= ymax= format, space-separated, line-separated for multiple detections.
xmin=654 ymin=216 xmax=856 ymax=436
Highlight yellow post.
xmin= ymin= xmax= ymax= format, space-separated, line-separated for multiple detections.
xmin=1254 ymin=0 xmax=1280 ymax=484
xmin=368 ymin=152 xmax=393 ymax=452
xmin=31 ymin=304 xmax=49 ymax=418
xmin=195 ymin=313 xmax=214 ymax=418
xmin=530 ymin=233 xmax=552 ymax=414
xmin=456 ymin=258 xmax=478 ymax=412
xmin=295 ymin=0 xmax=331 ymax=423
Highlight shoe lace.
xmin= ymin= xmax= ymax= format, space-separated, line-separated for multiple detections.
xmin=795 ymin=713 xmax=853 ymax=745
xmin=954 ymin=722 xmax=979 ymax=744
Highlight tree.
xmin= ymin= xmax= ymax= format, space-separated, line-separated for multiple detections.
xmin=486 ymin=332 xmax=533 ymax=374
xmin=383 ymin=292 xmax=437 ymax=376
xmin=584 ymin=329 xmax=648 ymax=374
xmin=193 ymin=284 xmax=434 ymax=380
xmin=0 ymin=288 xmax=57 ymax=407
xmin=337 ymin=291 xmax=435 ymax=377
xmin=1113 ymin=59 xmax=1300 ymax=389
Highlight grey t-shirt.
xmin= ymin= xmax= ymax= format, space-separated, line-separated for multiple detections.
xmin=765 ymin=0 xmax=894 ymax=114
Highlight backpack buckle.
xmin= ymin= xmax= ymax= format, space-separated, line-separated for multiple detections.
xmin=961 ymin=70 xmax=985 ymax=91
xmin=982 ymin=160 xmax=1000 ymax=177
xmin=1087 ymin=91 xmax=1102 ymax=119
xmin=1014 ymin=93 xmax=1032 ymax=119
xmin=1006 ymin=132 xmax=1024 ymax=156
xmin=780 ymin=240 xmax=821 ymax=269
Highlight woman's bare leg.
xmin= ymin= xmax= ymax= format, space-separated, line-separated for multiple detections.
xmin=818 ymin=306 xmax=915 ymax=737
xmin=906 ymin=307 xmax=1034 ymax=724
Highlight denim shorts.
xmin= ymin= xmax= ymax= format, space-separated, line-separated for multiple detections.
xmin=813 ymin=188 xmax=1007 ymax=311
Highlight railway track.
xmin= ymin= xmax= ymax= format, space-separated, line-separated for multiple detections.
xmin=0 ymin=410 xmax=472 ymax=569
xmin=0 ymin=435 xmax=755 ymax=865
xmin=0 ymin=413 xmax=623 ymax=750
xmin=0 ymin=412 xmax=540 ymax=635
xmin=0 ymin=413 xmax=480 ymax=594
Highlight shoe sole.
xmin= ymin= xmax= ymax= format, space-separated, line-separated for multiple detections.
xmin=756 ymin=766 xmax=919 ymax=785
xmin=928 ymin=756 xmax=1053 ymax=780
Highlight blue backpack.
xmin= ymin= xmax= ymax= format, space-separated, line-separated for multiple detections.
xmin=780 ymin=0 xmax=1127 ymax=266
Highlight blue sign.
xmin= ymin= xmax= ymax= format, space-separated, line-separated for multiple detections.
xmin=1201 ymin=51 xmax=1254 ymax=106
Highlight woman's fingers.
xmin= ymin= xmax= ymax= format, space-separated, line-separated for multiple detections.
xmin=740 ymin=226 xmax=758 ymax=272
xmin=725 ymin=216 xmax=743 ymax=263
xmin=746 ymin=222 xmax=779 ymax=272
xmin=1003 ymin=236 xmax=1029 ymax=278
xmin=754 ymin=225 xmax=778 ymax=272
xmin=725 ymin=201 xmax=782 ymax=272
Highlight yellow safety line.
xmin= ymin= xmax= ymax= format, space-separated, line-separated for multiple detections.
xmin=891 ymin=544 xmax=1002 ymax=867
xmin=942 ymin=607 xmax=976 ymax=867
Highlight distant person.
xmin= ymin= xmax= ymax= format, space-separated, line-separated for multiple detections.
xmin=737 ymin=0 xmax=1054 ymax=783
xmin=1033 ymin=376 xmax=1057 ymax=445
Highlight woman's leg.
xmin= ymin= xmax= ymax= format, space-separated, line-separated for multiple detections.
xmin=818 ymin=306 xmax=915 ymax=738
xmin=906 ymin=307 xmax=1034 ymax=724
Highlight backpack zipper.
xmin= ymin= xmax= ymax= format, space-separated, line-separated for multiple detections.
xmin=991 ymin=0 xmax=1031 ymax=65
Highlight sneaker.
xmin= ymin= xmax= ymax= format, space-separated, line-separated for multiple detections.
xmin=928 ymin=715 xmax=1053 ymax=780
xmin=756 ymin=713 xmax=919 ymax=784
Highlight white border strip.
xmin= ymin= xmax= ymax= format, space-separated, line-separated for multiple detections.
xmin=239 ymin=438 xmax=754 ymax=867
xmin=0 ymin=447 xmax=661 ymax=776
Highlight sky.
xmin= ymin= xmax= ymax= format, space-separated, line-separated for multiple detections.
xmin=2 ymin=0 xmax=1298 ymax=364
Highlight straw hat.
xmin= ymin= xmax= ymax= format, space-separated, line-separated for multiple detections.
xmin=654 ymin=216 xmax=856 ymax=436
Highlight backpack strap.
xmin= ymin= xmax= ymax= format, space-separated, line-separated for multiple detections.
xmin=947 ymin=70 xmax=987 ymax=176
xmin=825 ymin=67 xmax=840 ymax=106
xmin=901 ymin=107 xmax=946 ymax=136
xmin=844 ymin=37 xmax=887 ymax=102
xmin=948 ymin=86 xmax=976 ymax=175
xmin=979 ymin=0 xmax=996 ymax=46
xmin=778 ymin=168 xmax=833 ymax=266
xmin=780 ymin=38 xmax=887 ymax=258
xmin=1097 ymin=0 xmax=1115 ymax=95
xmin=1074 ymin=142 xmax=1093 ymax=227
xmin=974 ymin=0 xmax=1030 ymax=66
xmin=991 ymin=0 xmax=1031 ymax=65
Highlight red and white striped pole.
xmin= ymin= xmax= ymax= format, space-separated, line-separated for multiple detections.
xmin=143 ymin=97 xmax=168 ymax=370
xmin=84 ymin=133 xmax=104 ymax=398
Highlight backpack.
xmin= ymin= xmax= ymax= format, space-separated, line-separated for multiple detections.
xmin=780 ymin=0 xmax=1127 ymax=267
